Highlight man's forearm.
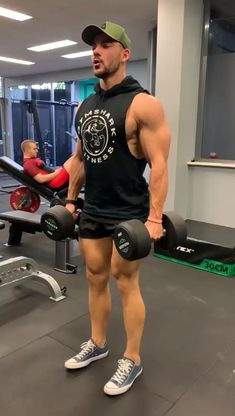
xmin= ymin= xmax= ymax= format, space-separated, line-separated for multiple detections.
xmin=33 ymin=169 xmax=60 ymax=183
xmin=67 ymin=156 xmax=85 ymax=199
xmin=148 ymin=165 xmax=168 ymax=221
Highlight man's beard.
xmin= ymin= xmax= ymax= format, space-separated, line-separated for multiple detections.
xmin=94 ymin=61 xmax=120 ymax=79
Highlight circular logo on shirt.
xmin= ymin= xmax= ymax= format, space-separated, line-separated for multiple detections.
xmin=81 ymin=115 xmax=109 ymax=157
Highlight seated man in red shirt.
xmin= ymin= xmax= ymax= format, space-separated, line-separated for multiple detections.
xmin=21 ymin=139 xmax=72 ymax=189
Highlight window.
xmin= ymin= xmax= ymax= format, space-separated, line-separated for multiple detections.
xmin=10 ymin=82 xmax=74 ymax=164
xmin=196 ymin=0 xmax=235 ymax=161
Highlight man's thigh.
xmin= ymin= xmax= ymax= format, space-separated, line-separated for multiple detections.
xmin=111 ymin=243 xmax=141 ymax=279
xmin=80 ymin=237 xmax=113 ymax=274
xmin=47 ymin=167 xmax=69 ymax=188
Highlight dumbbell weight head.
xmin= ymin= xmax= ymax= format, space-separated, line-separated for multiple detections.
xmin=114 ymin=212 xmax=187 ymax=261
xmin=41 ymin=205 xmax=75 ymax=241
xmin=114 ymin=219 xmax=151 ymax=261
xmin=74 ymin=197 xmax=84 ymax=224
xmin=50 ymin=197 xmax=66 ymax=208
xmin=154 ymin=211 xmax=187 ymax=250
xmin=75 ymin=197 xmax=84 ymax=211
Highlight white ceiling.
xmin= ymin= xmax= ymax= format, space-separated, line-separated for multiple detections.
xmin=0 ymin=0 xmax=157 ymax=78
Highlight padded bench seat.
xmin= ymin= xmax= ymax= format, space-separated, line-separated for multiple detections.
xmin=0 ymin=210 xmax=41 ymax=223
xmin=0 ymin=210 xmax=42 ymax=245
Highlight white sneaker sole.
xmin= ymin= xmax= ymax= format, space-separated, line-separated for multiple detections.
xmin=104 ymin=367 xmax=143 ymax=396
xmin=65 ymin=350 xmax=109 ymax=369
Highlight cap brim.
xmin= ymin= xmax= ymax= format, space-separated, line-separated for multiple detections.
xmin=82 ymin=25 xmax=107 ymax=46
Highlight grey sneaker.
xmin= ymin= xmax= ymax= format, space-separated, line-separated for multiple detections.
xmin=104 ymin=358 xmax=143 ymax=395
xmin=64 ymin=339 xmax=109 ymax=369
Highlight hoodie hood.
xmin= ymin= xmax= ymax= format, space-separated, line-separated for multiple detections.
xmin=94 ymin=75 xmax=149 ymax=97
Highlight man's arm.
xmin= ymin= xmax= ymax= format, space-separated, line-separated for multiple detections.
xmin=135 ymin=94 xmax=171 ymax=239
xmin=66 ymin=139 xmax=85 ymax=213
xmin=33 ymin=169 xmax=62 ymax=184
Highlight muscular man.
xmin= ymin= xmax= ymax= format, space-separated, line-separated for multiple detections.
xmin=64 ymin=21 xmax=170 ymax=396
xmin=21 ymin=139 xmax=74 ymax=189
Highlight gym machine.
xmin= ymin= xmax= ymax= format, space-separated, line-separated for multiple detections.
xmin=0 ymin=210 xmax=81 ymax=274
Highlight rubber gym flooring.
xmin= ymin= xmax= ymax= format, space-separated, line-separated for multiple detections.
xmin=1 ymin=173 xmax=235 ymax=416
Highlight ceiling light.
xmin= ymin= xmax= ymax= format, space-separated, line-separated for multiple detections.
xmin=0 ymin=56 xmax=34 ymax=65
xmin=28 ymin=40 xmax=77 ymax=52
xmin=0 ymin=6 xmax=32 ymax=21
xmin=61 ymin=50 xmax=92 ymax=59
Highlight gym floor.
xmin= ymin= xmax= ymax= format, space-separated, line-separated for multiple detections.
xmin=1 ymin=174 xmax=235 ymax=416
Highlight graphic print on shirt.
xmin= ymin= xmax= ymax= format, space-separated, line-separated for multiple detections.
xmin=77 ymin=109 xmax=117 ymax=164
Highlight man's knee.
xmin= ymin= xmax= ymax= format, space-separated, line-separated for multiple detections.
xmin=114 ymin=272 xmax=139 ymax=297
xmin=86 ymin=267 xmax=110 ymax=291
xmin=111 ymin=258 xmax=139 ymax=282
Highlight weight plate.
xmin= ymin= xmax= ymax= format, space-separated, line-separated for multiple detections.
xmin=41 ymin=205 xmax=75 ymax=240
xmin=114 ymin=219 xmax=151 ymax=260
xmin=155 ymin=211 xmax=187 ymax=250
xmin=10 ymin=186 xmax=40 ymax=212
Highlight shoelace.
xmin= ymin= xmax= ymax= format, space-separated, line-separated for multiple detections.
xmin=111 ymin=359 xmax=133 ymax=385
xmin=77 ymin=340 xmax=95 ymax=359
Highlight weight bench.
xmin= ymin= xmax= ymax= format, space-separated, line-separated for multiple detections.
xmin=0 ymin=156 xmax=68 ymax=204
xmin=0 ymin=210 xmax=79 ymax=274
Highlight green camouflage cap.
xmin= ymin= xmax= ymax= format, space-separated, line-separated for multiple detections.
xmin=82 ymin=21 xmax=131 ymax=50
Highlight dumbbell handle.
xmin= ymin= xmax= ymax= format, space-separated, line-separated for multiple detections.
xmin=147 ymin=226 xmax=166 ymax=240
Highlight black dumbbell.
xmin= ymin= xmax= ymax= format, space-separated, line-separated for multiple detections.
xmin=113 ymin=211 xmax=187 ymax=261
xmin=41 ymin=198 xmax=84 ymax=241
xmin=50 ymin=197 xmax=66 ymax=208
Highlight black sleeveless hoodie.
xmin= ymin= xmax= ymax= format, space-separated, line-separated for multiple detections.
xmin=75 ymin=75 xmax=149 ymax=221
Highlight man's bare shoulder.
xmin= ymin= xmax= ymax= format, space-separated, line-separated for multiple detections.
xmin=131 ymin=93 xmax=165 ymax=125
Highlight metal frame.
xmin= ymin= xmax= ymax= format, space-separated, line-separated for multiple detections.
xmin=194 ymin=0 xmax=211 ymax=161
xmin=0 ymin=256 xmax=66 ymax=302
xmin=0 ymin=97 xmax=9 ymax=156
xmin=147 ymin=27 xmax=157 ymax=95
xmin=11 ymin=99 xmax=78 ymax=163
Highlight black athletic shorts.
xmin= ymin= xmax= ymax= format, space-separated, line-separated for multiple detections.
xmin=79 ymin=213 xmax=147 ymax=239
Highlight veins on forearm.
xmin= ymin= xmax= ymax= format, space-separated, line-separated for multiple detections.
xmin=148 ymin=165 xmax=168 ymax=218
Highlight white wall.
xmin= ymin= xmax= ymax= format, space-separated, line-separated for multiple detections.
xmin=188 ymin=166 xmax=235 ymax=228
xmin=156 ymin=0 xmax=235 ymax=228
xmin=127 ymin=60 xmax=148 ymax=89
xmin=156 ymin=0 xmax=203 ymax=217
xmin=175 ymin=0 xmax=204 ymax=219
xmin=156 ymin=0 xmax=185 ymax=211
